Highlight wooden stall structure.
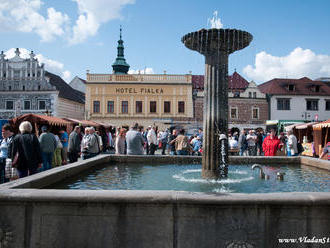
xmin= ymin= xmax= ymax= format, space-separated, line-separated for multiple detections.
xmin=9 ymin=114 xmax=73 ymax=136
xmin=312 ymin=119 xmax=330 ymax=157
xmin=295 ymin=122 xmax=318 ymax=157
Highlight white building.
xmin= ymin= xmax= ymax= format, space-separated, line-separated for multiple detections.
xmin=258 ymin=77 xmax=330 ymax=122
xmin=0 ymin=48 xmax=85 ymax=120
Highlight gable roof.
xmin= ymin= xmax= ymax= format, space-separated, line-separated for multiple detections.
xmin=45 ymin=71 xmax=85 ymax=104
xmin=258 ymin=77 xmax=330 ymax=96
xmin=192 ymin=72 xmax=249 ymax=90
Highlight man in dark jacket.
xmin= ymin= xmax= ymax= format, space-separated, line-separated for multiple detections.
xmin=11 ymin=121 xmax=42 ymax=178
xmin=68 ymin=126 xmax=81 ymax=163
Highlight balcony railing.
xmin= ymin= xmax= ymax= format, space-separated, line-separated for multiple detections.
xmin=87 ymin=74 xmax=192 ymax=83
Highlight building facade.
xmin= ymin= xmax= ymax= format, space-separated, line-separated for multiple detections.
xmin=258 ymin=77 xmax=330 ymax=122
xmin=0 ymin=48 xmax=85 ymax=120
xmin=86 ymin=73 xmax=194 ymax=129
xmin=192 ymin=72 xmax=268 ymax=131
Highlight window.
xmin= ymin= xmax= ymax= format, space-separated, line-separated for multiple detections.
xmin=136 ymin=101 xmax=142 ymax=113
xmin=230 ymin=107 xmax=238 ymax=119
xmin=310 ymin=85 xmax=320 ymax=92
xmin=287 ymin=84 xmax=295 ymax=91
xmin=93 ymin=101 xmax=100 ymax=113
xmin=107 ymin=101 xmax=114 ymax=113
xmin=248 ymin=92 xmax=252 ymax=98
xmin=233 ymin=92 xmax=240 ymax=98
xmin=150 ymin=101 xmax=156 ymax=113
xmin=178 ymin=101 xmax=185 ymax=113
xmin=38 ymin=100 xmax=46 ymax=110
xmin=164 ymin=101 xmax=171 ymax=113
xmin=38 ymin=85 xmax=41 ymax=90
xmin=252 ymin=108 xmax=259 ymax=119
xmin=22 ymin=85 xmax=25 ymax=91
xmin=277 ymin=98 xmax=290 ymax=110
xmin=306 ymin=99 xmax=318 ymax=111
xmin=253 ymin=92 xmax=256 ymax=98
xmin=326 ymin=100 xmax=330 ymax=111
xmin=122 ymin=101 xmax=128 ymax=113
xmin=5 ymin=100 xmax=14 ymax=110
xmin=24 ymin=100 xmax=31 ymax=110
xmin=8 ymin=86 xmax=11 ymax=91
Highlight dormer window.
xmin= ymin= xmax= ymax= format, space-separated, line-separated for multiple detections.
xmin=287 ymin=84 xmax=295 ymax=91
xmin=253 ymin=92 xmax=257 ymax=98
xmin=249 ymin=92 xmax=252 ymax=98
xmin=310 ymin=85 xmax=320 ymax=92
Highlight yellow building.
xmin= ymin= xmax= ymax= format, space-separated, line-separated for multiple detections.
xmin=85 ymin=73 xmax=194 ymax=129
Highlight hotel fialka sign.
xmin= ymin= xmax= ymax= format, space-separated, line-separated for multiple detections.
xmin=115 ymin=87 xmax=164 ymax=94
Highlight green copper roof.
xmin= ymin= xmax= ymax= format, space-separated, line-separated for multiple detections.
xmin=112 ymin=26 xmax=130 ymax=74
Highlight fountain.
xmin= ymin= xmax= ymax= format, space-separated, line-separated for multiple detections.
xmin=181 ymin=28 xmax=253 ymax=179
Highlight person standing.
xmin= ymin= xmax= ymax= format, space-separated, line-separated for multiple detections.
xmin=115 ymin=128 xmax=126 ymax=155
xmin=59 ymin=129 xmax=69 ymax=165
xmin=198 ymin=128 xmax=203 ymax=144
xmin=159 ymin=129 xmax=169 ymax=155
xmin=39 ymin=126 xmax=57 ymax=171
xmin=246 ymin=130 xmax=257 ymax=156
xmin=287 ymin=130 xmax=298 ymax=156
xmin=190 ymin=135 xmax=202 ymax=156
xmin=168 ymin=129 xmax=177 ymax=155
xmin=52 ymin=133 xmax=62 ymax=167
xmin=262 ymin=129 xmax=281 ymax=156
xmin=68 ymin=126 xmax=81 ymax=163
xmin=126 ymin=123 xmax=144 ymax=155
xmin=11 ymin=121 xmax=42 ymax=178
xmin=147 ymin=126 xmax=157 ymax=155
xmin=170 ymin=129 xmax=190 ymax=155
xmin=0 ymin=124 xmax=14 ymax=183
xmin=238 ymin=130 xmax=247 ymax=156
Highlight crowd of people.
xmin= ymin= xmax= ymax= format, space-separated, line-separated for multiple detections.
xmin=234 ymin=128 xmax=301 ymax=157
xmin=1 ymin=121 xmax=329 ymax=183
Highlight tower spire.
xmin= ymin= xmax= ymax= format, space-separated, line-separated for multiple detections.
xmin=112 ymin=26 xmax=130 ymax=74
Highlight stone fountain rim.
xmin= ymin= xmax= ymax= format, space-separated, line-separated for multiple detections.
xmin=0 ymin=155 xmax=328 ymax=203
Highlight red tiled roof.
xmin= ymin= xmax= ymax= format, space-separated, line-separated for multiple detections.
xmin=258 ymin=77 xmax=330 ymax=96
xmin=192 ymin=72 xmax=249 ymax=90
xmin=228 ymin=72 xmax=249 ymax=89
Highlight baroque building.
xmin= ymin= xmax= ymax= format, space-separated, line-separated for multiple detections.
xmin=0 ymin=48 xmax=85 ymax=120
xmin=86 ymin=30 xmax=194 ymax=129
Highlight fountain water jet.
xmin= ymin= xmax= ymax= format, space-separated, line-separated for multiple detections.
xmin=182 ymin=28 xmax=253 ymax=179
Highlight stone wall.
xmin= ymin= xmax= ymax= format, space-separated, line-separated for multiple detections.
xmin=0 ymin=155 xmax=329 ymax=248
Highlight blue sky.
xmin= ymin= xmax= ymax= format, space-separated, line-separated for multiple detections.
xmin=1 ymin=0 xmax=330 ymax=84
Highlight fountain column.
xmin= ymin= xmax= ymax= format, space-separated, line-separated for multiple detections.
xmin=182 ymin=28 xmax=253 ymax=179
xmin=202 ymin=52 xmax=229 ymax=179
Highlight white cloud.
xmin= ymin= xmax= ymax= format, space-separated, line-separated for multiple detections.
xmin=69 ymin=0 xmax=135 ymax=44
xmin=0 ymin=0 xmax=69 ymax=42
xmin=0 ymin=0 xmax=135 ymax=44
xmin=4 ymin=48 xmax=72 ymax=82
xmin=207 ymin=11 xmax=223 ymax=29
xmin=243 ymin=47 xmax=330 ymax=83
xmin=128 ymin=67 xmax=154 ymax=74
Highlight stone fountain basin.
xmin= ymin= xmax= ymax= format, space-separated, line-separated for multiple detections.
xmin=0 ymin=155 xmax=329 ymax=248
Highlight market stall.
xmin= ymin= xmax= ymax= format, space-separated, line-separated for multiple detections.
xmin=295 ymin=122 xmax=318 ymax=157
xmin=9 ymin=114 xmax=73 ymax=136
xmin=312 ymin=119 xmax=330 ymax=157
